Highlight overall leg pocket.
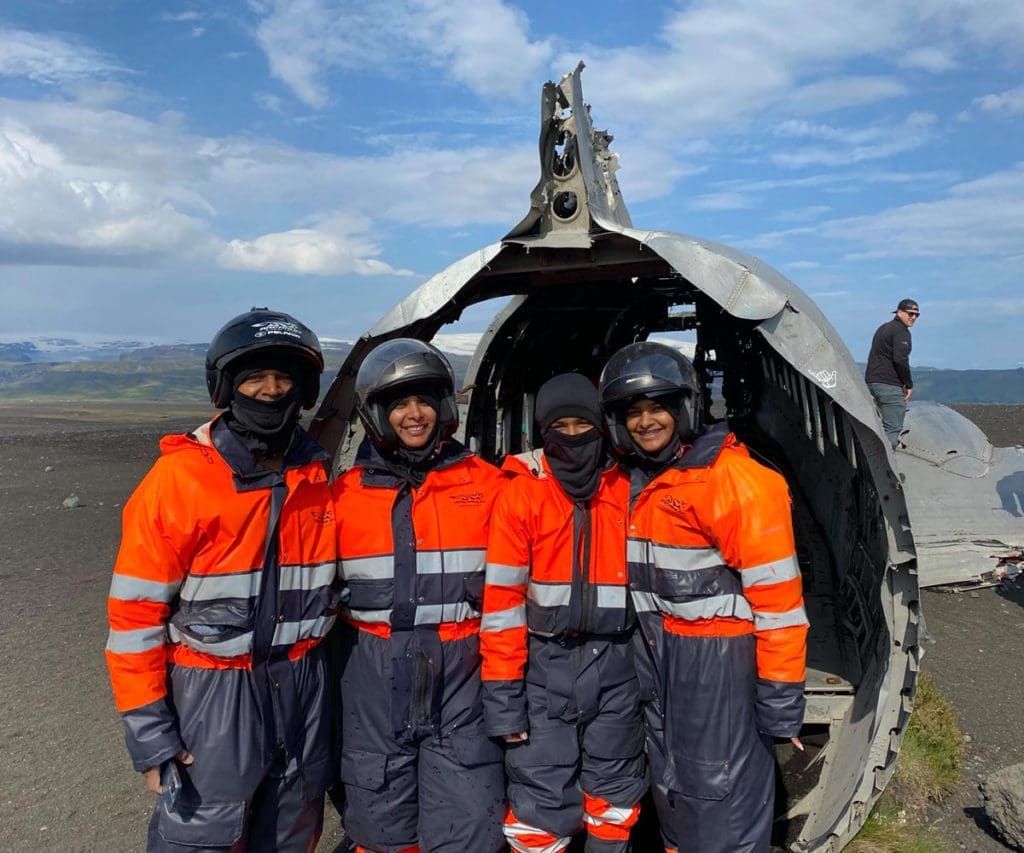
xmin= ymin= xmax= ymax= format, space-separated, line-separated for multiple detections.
xmin=339 ymin=748 xmax=417 ymax=850
xmin=157 ymin=798 xmax=245 ymax=847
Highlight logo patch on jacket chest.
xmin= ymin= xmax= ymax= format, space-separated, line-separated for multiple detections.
xmin=449 ymin=491 xmax=485 ymax=506
xmin=309 ymin=508 xmax=335 ymax=524
xmin=660 ymin=494 xmax=687 ymax=513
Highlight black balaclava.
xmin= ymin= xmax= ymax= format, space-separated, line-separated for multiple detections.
xmin=224 ymin=352 xmax=307 ymax=457
xmin=375 ymin=383 xmax=444 ymax=484
xmin=536 ymin=373 xmax=607 ymax=502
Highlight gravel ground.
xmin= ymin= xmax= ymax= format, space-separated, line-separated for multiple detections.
xmin=0 ymin=401 xmax=1021 ymax=852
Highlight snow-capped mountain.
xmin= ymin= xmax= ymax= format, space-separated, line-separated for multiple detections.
xmin=0 ymin=333 xmax=172 ymax=363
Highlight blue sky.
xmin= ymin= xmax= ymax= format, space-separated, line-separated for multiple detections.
xmin=1 ymin=0 xmax=1023 ymax=368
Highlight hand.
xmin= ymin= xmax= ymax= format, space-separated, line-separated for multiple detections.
xmin=904 ymin=388 xmax=913 ymax=401
xmin=143 ymin=750 xmax=194 ymax=794
xmin=503 ymin=732 xmax=528 ymax=743
xmin=790 ymin=737 xmax=804 ymax=752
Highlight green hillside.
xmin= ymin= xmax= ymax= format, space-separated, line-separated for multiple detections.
xmin=910 ymin=367 xmax=1024 ymax=404
xmin=2 ymin=346 xmax=1021 ymax=404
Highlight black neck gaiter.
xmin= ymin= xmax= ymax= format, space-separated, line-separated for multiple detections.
xmin=388 ymin=427 xmax=442 ymax=487
xmin=226 ymin=388 xmax=302 ymax=457
xmin=543 ymin=428 xmax=606 ymax=502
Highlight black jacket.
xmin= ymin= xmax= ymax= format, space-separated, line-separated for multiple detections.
xmin=865 ymin=317 xmax=913 ymax=389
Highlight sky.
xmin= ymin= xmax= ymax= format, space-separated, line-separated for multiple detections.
xmin=1 ymin=1 xmax=1023 ymax=369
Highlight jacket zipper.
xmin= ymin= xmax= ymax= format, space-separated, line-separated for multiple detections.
xmin=577 ymin=501 xmax=593 ymax=636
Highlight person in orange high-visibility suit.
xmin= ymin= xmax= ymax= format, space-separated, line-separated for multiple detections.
xmin=481 ymin=373 xmax=645 ymax=853
xmin=599 ymin=342 xmax=808 ymax=853
xmin=332 ymin=339 xmax=506 ymax=853
xmin=105 ymin=309 xmax=339 ymax=851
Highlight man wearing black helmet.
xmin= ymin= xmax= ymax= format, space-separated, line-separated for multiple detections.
xmin=599 ymin=341 xmax=808 ymax=853
xmin=332 ymin=338 xmax=507 ymax=852
xmin=105 ymin=308 xmax=339 ymax=852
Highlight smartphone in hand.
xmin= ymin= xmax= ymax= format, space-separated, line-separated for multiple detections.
xmin=161 ymin=760 xmax=183 ymax=811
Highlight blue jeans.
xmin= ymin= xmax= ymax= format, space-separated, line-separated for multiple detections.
xmin=868 ymin=382 xmax=907 ymax=448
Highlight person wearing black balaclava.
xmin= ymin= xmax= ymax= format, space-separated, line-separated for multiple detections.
xmin=223 ymin=351 xmax=310 ymax=462
xmin=480 ymin=373 xmax=645 ymax=853
xmin=332 ymin=338 xmax=507 ymax=853
xmin=106 ymin=308 xmax=339 ymax=852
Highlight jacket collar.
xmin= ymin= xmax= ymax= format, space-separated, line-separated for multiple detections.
xmin=356 ymin=435 xmax=472 ymax=488
xmin=210 ymin=415 xmax=328 ymax=491
xmin=671 ymin=422 xmax=731 ymax=471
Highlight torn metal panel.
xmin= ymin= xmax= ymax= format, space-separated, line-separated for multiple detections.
xmin=505 ymin=62 xmax=631 ymax=246
xmin=899 ymin=401 xmax=1024 ymax=587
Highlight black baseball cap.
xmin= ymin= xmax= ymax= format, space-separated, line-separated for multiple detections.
xmin=895 ymin=299 xmax=920 ymax=314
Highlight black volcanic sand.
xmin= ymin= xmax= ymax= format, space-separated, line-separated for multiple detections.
xmin=0 ymin=401 xmax=1022 ymax=851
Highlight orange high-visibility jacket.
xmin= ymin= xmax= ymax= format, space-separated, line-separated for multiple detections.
xmin=628 ymin=427 xmax=807 ymax=733
xmin=106 ymin=419 xmax=337 ymax=722
xmin=333 ymin=447 xmax=505 ymax=640
xmin=480 ymin=451 xmax=632 ymax=734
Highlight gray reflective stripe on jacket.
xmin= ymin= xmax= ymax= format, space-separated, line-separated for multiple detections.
xmin=340 ymin=548 xmax=488 ymax=626
xmin=343 ymin=602 xmax=480 ymax=626
xmin=525 ymin=581 xmax=633 ymax=637
xmin=167 ymin=623 xmax=254 ymax=657
xmin=627 ymin=538 xmax=725 ymax=572
xmin=106 ymin=625 xmax=167 ymax=654
xmin=272 ymin=613 xmax=338 ymax=645
xmin=752 ymin=604 xmax=808 ymax=631
xmin=485 ymin=562 xmax=529 ymax=587
xmin=341 ymin=548 xmax=485 ymax=580
xmin=480 ymin=604 xmax=527 ymax=632
xmin=631 ymin=591 xmax=755 ymax=622
xmin=180 ymin=560 xmax=335 ymax=601
xmin=108 ymin=574 xmax=181 ymax=602
xmin=741 ymin=555 xmax=801 ymax=588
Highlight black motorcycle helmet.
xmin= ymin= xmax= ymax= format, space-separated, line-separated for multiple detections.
xmin=354 ymin=338 xmax=459 ymax=452
xmin=205 ymin=308 xmax=324 ymax=409
xmin=598 ymin=340 xmax=703 ymax=454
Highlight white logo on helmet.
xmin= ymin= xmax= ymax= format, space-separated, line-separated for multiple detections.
xmin=251 ymin=320 xmax=302 ymax=340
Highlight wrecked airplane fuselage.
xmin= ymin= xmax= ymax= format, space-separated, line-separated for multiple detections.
xmin=312 ymin=65 xmax=919 ymax=851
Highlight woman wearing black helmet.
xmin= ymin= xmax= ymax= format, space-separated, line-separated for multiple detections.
xmin=106 ymin=308 xmax=339 ymax=851
xmin=332 ymin=338 xmax=507 ymax=853
xmin=599 ymin=341 xmax=808 ymax=853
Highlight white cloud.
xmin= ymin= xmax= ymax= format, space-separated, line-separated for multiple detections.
xmin=218 ymin=216 xmax=415 ymax=276
xmin=251 ymin=0 xmax=551 ymax=109
xmin=431 ymin=332 xmax=483 ymax=355
xmin=0 ymin=94 xmax=542 ymax=270
xmin=404 ymin=0 xmax=552 ymax=97
xmin=773 ymin=205 xmax=832 ymax=223
xmin=770 ymin=112 xmax=936 ymax=168
xmin=0 ymin=27 xmax=120 ymax=85
xmin=973 ymin=85 xmax=1024 ymax=116
xmin=254 ymin=92 xmax=284 ymax=114
xmin=898 ymin=46 xmax=957 ymax=72
xmin=691 ymin=192 xmax=754 ymax=211
xmin=785 ymin=76 xmax=908 ymax=113
xmin=819 ymin=164 xmax=1024 ymax=258
xmin=0 ymin=125 xmax=210 ymax=263
xmin=161 ymin=11 xmax=203 ymax=22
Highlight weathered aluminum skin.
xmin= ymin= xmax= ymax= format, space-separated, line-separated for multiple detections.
xmin=899 ymin=401 xmax=1024 ymax=586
